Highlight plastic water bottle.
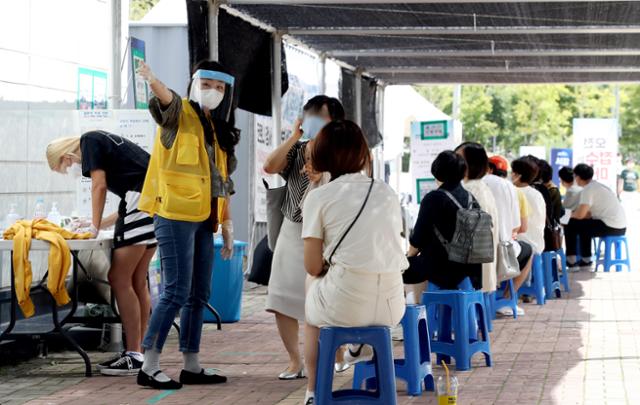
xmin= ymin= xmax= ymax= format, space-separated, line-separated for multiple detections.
xmin=33 ymin=198 xmax=46 ymax=220
xmin=437 ymin=374 xmax=458 ymax=405
xmin=5 ymin=204 xmax=21 ymax=228
xmin=47 ymin=202 xmax=62 ymax=226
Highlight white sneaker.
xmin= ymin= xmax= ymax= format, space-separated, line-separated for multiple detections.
xmin=343 ymin=344 xmax=374 ymax=365
xmin=516 ymin=306 xmax=525 ymax=316
xmin=496 ymin=306 xmax=514 ymax=316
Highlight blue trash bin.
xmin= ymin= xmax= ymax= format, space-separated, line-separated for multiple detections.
xmin=204 ymin=238 xmax=248 ymax=323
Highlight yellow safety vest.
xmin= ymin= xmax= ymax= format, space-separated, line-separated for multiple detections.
xmin=139 ymin=98 xmax=228 ymax=225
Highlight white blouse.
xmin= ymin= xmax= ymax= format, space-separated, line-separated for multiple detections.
xmin=302 ymin=173 xmax=409 ymax=274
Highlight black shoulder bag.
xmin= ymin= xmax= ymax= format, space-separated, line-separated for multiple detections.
xmin=321 ymin=177 xmax=375 ymax=275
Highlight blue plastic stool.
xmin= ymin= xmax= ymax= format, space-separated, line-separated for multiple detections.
xmin=317 ymin=327 xmax=397 ymax=404
xmin=576 ymin=235 xmax=598 ymax=262
xmin=354 ymin=305 xmax=435 ymax=396
xmin=542 ymin=251 xmax=563 ymax=300
xmin=595 ymin=235 xmax=631 ymax=272
xmin=426 ymin=278 xmax=480 ymax=339
xmin=556 ymin=248 xmax=570 ymax=293
xmin=494 ymin=279 xmax=518 ymax=319
xmin=518 ymin=254 xmax=546 ymax=305
xmin=422 ymin=290 xmax=492 ymax=371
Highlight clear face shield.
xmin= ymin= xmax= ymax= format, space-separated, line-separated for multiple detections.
xmin=189 ymin=69 xmax=235 ymax=122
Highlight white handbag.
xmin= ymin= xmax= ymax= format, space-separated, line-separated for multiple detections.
xmin=496 ymin=241 xmax=521 ymax=282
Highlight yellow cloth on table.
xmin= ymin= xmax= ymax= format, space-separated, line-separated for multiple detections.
xmin=3 ymin=219 xmax=92 ymax=318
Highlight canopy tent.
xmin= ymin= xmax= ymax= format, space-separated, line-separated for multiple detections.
xmin=224 ymin=0 xmax=640 ymax=84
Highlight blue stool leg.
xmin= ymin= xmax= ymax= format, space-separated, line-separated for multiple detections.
xmin=453 ymin=298 xmax=471 ymax=371
xmin=604 ymin=238 xmax=612 ymax=273
xmin=484 ymin=293 xmax=493 ymax=333
xmin=436 ymin=304 xmax=452 ymax=366
xmin=476 ymin=301 xmax=493 ymax=367
xmin=373 ymin=328 xmax=397 ymax=405
xmin=542 ymin=252 xmax=555 ymax=300
xmin=402 ymin=307 xmax=422 ymax=396
xmin=615 ymin=240 xmax=623 ymax=272
xmin=625 ymin=238 xmax=631 ymax=272
xmin=316 ymin=329 xmax=338 ymax=404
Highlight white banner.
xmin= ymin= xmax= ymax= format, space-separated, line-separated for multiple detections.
xmin=76 ymin=110 xmax=156 ymax=217
xmin=573 ymin=118 xmax=619 ymax=192
xmin=254 ymin=115 xmax=276 ymax=223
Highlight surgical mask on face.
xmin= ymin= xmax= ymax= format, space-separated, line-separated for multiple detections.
xmin=67 ymin=163 xmax=83 ymax=178
xmin=197 ymin=89 xmax=224 ymax=110
xmin=300 ymin=116 xmax=327 ymax=141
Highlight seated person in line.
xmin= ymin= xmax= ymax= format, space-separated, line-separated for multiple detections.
xmin=402 ymin=151 xmax=482 ymax=290
xmin=454 ymin=142 xmax=499 ymax=294
xmin=539 ymin=159 xmax=564 ymax=225
xmin=559 ymin=166 xmax=582 ymax=212
xmin=565 ymin=163 xmax=627 ymax=271
xmin=511 ymin=157 xmax=547 ymax=307
xmin=485 ymin=155 xmax=533 ymax=316
xmin=527 ymin=157 xmax=559 ymax=253
xmin=301 ymin=121 xmax=408 ymax=405
xmin=46 ymin=132 xmax=156 ymax=376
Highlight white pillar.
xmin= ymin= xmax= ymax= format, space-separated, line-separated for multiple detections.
xmin=319 ymin=54 xmax=326 ymax=94
xmin=209 ymin=0 xmax=220 ymax=60
xmin=355 ymin=69 xmax=362 ymax=126
xmin=107 ymin=0 xmax=123 ymax=352
xmin=109 ymin=0 xmax=122 ymax=109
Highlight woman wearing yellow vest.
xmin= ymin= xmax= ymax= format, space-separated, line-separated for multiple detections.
xmin=136 ymin=60 xmax=239 ymax=389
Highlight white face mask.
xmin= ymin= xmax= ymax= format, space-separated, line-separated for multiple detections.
xmin=197 ymin=89 xmax=224 ymax=110
xmin=67 ymin=162 xmax=83 ymax=178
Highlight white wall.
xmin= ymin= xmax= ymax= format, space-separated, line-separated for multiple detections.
xmin=0 ymin=0 xmax=127 ymax=288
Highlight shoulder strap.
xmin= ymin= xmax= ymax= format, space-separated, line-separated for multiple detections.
xmin=328 ymin=177 xmax=375 ymax=265
xmin=440 ymin=189 xmax=465 ymax=209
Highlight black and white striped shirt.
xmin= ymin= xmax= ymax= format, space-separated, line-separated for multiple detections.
xmin=280 ymin=142 xmax=310 ymax=223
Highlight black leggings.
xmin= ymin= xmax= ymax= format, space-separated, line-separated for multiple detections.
xmin=564 ymin=218 xmax=625 ymax=257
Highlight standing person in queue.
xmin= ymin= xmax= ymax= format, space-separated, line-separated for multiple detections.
xmin=302 ymin=121 xmax=408 ymax=405
xmin=262 ymin=96 xmax=346 ymax=380
xmin=135 ymin=60 xmax=238 ymax=389
xmin=46 ymin=132 xmax=157 ymax=376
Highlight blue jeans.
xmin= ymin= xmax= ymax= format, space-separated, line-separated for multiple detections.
xmin=142 ymin=216 xmax=214 ymax=353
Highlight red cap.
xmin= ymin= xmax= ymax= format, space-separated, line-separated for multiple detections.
xmin=488 ymin=155 xmax=509 ymax=172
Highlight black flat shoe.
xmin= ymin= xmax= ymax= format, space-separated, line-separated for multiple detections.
xmin=180 ymin=369 xmax=227 ymax=385
xmin=137 ymin=369 xmax=182 ymax=390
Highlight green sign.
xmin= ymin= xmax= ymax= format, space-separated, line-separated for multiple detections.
xmin=420 ymin=120 xmax=449 ymax=140
xmin=77 ymin=68 xmax=108 ymax=110
xmin=416 ymin=178 xmax=436 ymax=204
xmin=131 ymin=37 xmax=149 ymax=109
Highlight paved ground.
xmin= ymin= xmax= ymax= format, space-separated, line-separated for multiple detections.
xmin=1 ymin=204 xmax=639 ymax=405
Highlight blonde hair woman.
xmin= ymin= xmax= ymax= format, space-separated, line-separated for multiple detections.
xmin=46 ymin=131 xmax=156 ymax=376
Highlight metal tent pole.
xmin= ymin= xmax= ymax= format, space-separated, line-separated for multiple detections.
xmin=319 ymin=54 xmax=326 ymax=94
xmin=272 ymin=33 xmax=284 ymax=186
xmin=209 ymin=0 xmax=220 ymax=60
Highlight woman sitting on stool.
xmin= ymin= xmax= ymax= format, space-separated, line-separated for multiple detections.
xmin=301 ymin=121 xmax=408 ymax=405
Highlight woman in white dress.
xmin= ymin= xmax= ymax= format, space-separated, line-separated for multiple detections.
xmin=263 ymin=96 xmax=346 ymax=379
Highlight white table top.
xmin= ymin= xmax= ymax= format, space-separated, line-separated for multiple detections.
xmin=0 ymin=238 xmax=113 ymax=251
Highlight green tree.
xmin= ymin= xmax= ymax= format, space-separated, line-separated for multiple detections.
xmin=460 ymin=85 xmax=497 ymax=148
xmin=414 ymin=85 xmax=453 ymax=115
xmin=620 ymin=85 xmax=640 ymax=159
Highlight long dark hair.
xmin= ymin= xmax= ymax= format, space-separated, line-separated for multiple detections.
xmin=187 ymin=60 xmax=240 ymax=155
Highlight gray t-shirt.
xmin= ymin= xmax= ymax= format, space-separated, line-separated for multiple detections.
xmin=579 ymin=181 xmax=626 ymax=229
